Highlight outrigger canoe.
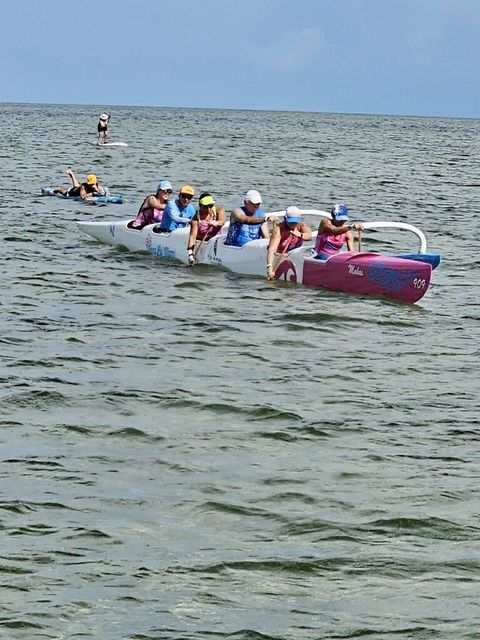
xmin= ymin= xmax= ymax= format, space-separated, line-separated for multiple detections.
xmin=75 ymin=211 xmax=440 ymax=304
xmin=41 ymin=187 xmax=124 ymax=205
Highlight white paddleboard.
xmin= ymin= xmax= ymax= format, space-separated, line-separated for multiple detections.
xmin=100 ymin=141 xmax=128 ymax=147
xmin=83 ymin=140 xmax=129 ymax=147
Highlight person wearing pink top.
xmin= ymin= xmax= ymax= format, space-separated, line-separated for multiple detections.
xmin=130 ymin=180 xmax=172 ymax=229
xmin=266 ymin=206 xmax=312 ymax=280
xmin=187 ymin=193 xmax=226 ymax=264
xmin=314 ymin=203 xmax=363 ymax=260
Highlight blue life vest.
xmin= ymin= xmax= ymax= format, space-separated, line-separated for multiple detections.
xmin=225 ymin=206 xmax=265 ymax=246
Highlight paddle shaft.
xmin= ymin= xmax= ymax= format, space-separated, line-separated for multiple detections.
xmin=274 ymin=237 xmax=292 ymax=267
xmin=269 ymin=232 xmax=294 ymax=278
xmin=193 ymin=223 xmax=213 ymax=259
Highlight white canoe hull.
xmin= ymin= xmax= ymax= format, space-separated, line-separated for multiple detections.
xmin=75 ymin=219 xmax=295 ymax=275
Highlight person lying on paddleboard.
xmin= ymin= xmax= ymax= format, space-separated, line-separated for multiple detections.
xmin=154 ymin=185 xmax=196 ymax=232
xmin=53 ymin=169 xmax=105 ymax=200
xmin=266 ymin=206 xmax=312 ymax=280
xmin=224 ymin=190 xmax=270 ymax=247
xmin=313 ymin=203 xmax=363 ymax=260
xmin=97 ymin=113 xmax=110 ymax=144
xmin=130 ymin=180 xmax=172 ymax=229
xmin=187 ymin=193 xmax=226 ymax=264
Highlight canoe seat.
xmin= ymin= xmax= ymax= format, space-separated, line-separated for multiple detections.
xmin=127 ymin=220 xmax=144 ymax=230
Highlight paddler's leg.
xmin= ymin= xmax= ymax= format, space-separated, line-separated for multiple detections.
xmin=66 ymin=169 xmax=80 ymax=188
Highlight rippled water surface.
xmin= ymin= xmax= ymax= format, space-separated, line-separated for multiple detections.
xmin=1 ymin=103 xmax=479 ymax=639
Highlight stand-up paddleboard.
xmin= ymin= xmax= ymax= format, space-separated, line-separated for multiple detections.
xmin=41 ymin=187 xmax=125 ymax=205
xmin=82 ymin=140 xmax=129 ymax=147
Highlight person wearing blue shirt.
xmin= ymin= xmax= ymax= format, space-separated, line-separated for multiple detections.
xmin=155 ymin=185 xmax=196 ymax=232
xmin=224 ymin=190 xmax=270 ymax=247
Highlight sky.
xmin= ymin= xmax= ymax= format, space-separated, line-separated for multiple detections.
xmin=1 ymin=0 xmax=479 ymax=118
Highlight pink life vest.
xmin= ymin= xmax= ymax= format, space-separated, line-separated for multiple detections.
xmin=131 ymin=207 xmax=163 ymax=229
xmin=197 ymin=218 xmax=222 ymax=240
xmin=314 ymin=230 xmax=347 ymax=256
xmin=278 ymin=223 xmax=303 ymax=253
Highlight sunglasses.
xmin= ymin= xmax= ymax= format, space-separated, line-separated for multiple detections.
xmin=200 ymin=203 xmax=214 ymax=208
xmin=160 ymin=189 xmax=172 ymax=194
xmin=180 ymin=193 xmax=193 ymax=200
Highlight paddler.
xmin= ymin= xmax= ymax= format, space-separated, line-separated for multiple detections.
xmin=224 ymin=190 xmax=270 ymax=247
xmin=313 ymin=203 xmax=363 ymax=260
xmin=154 ymin=185 xmax=196 ymax=232
xmin=130 ymin=180 xmax=173 ymax=229
xmin=187 ymin=193 xmax=226 ymax=264
xmin=97 ymin=113 xmax=110 ymax=144
xmin=266 ymin=206 xmax=312 ymax=280
xmin=53 ymin=169 xmax=105 ymax=200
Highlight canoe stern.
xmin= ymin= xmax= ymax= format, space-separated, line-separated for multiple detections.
xmin=296 ymin=252 xmax=432 ymax=303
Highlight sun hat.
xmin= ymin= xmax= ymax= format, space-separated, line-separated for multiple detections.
xmin=179 ymin=185 xmax=195 ymax=196
xmin=285 ymin=206 xmax=301 ymax=223
xmin=245 ymin=189 xmax=262 ymax=204
xmin=99 ymin=113 xmax=109 ymax=121
xmin=86 ymin=174 xmax=97 ymax=185
xmin=157 ymin=180 xmax=172 ymax=191
xmin=331 ymin=203 xmax=349 ymax=221
xmin=199 ymin=194 xmax=215 ymax=207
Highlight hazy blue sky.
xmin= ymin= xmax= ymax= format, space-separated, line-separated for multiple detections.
xmin=1 ymin=0 xmax=479 ymax=117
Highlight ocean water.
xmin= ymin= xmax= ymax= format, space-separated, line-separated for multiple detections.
xmin=0 ymin=102 xmax=479 ymax=639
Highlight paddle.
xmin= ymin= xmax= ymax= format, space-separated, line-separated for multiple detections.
xmin=192 ymin=226 xmax=210 ymax=262
xmin=189 ymin=217 xmax=215 ymax=265
xmin=277 ymin=234 xmax=293 ymax=262
xmin=268 ymin=234 xmax=293 ymax=280
xmin=190 ymin=204 xmax=226 ymax=264
xmin=104 ymin=114 xmax=112 ymax=143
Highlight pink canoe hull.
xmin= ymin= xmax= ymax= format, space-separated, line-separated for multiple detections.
xmin=275 ymin=252 xmax=432 ymax=304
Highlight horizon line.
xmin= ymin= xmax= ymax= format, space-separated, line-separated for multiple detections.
xmin=0 ymin=99 xmax=477 ymax=122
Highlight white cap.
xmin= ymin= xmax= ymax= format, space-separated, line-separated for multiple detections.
xmin=286 ymin=206 xmax=300 ymax=216
xmin=99 ymin=113 xmax=109 ymax=121
xmin=245 ymin=189 xmax=262 ymax=204
xmin=157 ymin=179 xmax=173 ymax=191
xmin=285 ymin=205 xmax=302 ymax=222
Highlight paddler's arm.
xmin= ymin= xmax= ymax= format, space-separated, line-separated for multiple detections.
xmin=345 ymin=223 xmax=363 ymax=251
xmin=144 ymin=195 xmax=157 ymax=210
xmin=345 ymin=230 xmax=355 ymax=251
xmin=297 ymin=222 xmax=312 ymax=241
xmin=209 ymin=206 xmax=226 ymax=227
xmin=319 ymin=218 xmax=351 ymax=235
xmin=266 ymin=225 xmax=281 ymax=266
xmin=187 ymin=218 xmax=199 ymax=251
xmin=231 ymin=207 xmax=266 ymax=225
xmin=260 ymin=221 xmax=270 ymax=239
xmin=168 ymin=203 xmax=195 ymax=226
xmin=79 ymin=185 xmax=90 ymax=200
